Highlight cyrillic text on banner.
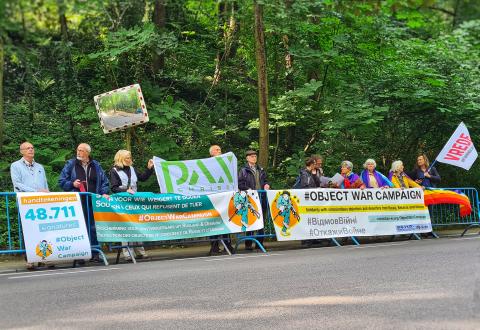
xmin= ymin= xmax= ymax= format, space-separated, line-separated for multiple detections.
xmin=266 ymin=188 xmax=431 ymax=241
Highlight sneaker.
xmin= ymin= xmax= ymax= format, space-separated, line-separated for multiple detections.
xmin=89 ymin=256 xmax=102 ymax=263
xmin=26 ymin=263 xmax=35 ymax=271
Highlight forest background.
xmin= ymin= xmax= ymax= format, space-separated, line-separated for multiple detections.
xmin=0 ymin=0 xmax=479 ymax=192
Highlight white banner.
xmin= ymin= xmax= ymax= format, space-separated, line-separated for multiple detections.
xmin=436 ymin=122 xmax=477 ymax=170
xmin=153 ymin=152 xmax=238 ymax=195
xmin=266 ymin=188 xmax=431 ymax=241
xmin=17 ymin=192 xmax=92 ymax=262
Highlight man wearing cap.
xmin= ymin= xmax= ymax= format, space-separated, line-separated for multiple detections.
xmin=238 ymin=150 xmax=270 ymax=251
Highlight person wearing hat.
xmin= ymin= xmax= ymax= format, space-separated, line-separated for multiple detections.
xmin=238 ymin=150 xmax=270 ymax=251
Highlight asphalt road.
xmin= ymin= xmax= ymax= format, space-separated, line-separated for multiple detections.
xmin=0 ymin=237 xmax=479 ymax=329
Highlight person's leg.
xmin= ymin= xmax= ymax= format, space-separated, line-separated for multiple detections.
xmin=134 ymin=243 xmax=147 ymax=258
xmin=209 ymin=235 xmax=220 ymax=254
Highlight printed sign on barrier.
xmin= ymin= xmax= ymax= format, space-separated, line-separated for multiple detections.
xmin=92 ymin=191 xmax=263 ymax=242
xmin=266 ymin=188 xmax=432 ymax=241
xmin=17 ymin=192 xmax=92 ymax=262
xmin=153 ymin=152 xmax=238 ymax=195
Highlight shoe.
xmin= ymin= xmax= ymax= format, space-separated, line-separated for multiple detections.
xmin=77 ymin=259 xmax=86 ymax=266
xmin=225 ymin=245 xmax=236 ymax=254
xmin=37 ymin=262 xmax=46 ymax=267
xmin=89 ymin=256 xmax=102 ymax=263
xmin=124 ymin=257 xmax=132 ymax=262
xmin=209 ymin=250 xmax=222 ymax=256
xmin=136 ymin=254 xmax=149 ymax=260
xmin=26 ymin=263 xmax=35 ymax=271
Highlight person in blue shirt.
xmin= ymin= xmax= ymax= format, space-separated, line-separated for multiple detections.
xmin=10 ymin=142 xmax=50 ymax=270
xmin=10 ymin=142 xmax=49 ymax=193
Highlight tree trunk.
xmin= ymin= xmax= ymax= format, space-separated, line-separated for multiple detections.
xmin=213 ymin=1 xmax=238 ymax=85
xmin=0 ymin=37 xmax=4 ymax=152
xmin=152 ymin=0 xmax=166 ymax=74
xmin=57 ymin=0 xmax=68 ymax=41
xmin=254 ymin=1 xmax=269 ymax=168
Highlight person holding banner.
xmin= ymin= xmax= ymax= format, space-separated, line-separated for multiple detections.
xmin=59 ymin=143 xmax=109 ymax=263
xmin=360 ymin=159 xmax=393 ymax=189
xmin=409 ymin=154 xmax=441 ymax=188
xmin=389 ymin=160 xmax=421 ymax=189
xmin=208 ymin=145 xmax=235 ymax=255
xmin=238 ymin=150 xmax=270 ymax=251
xmin=110 ymin=149 xmax=154 ymax=260
xmin=339 ymin=161 xmax=365 ymax=189
xmin=10 ymin=142 xmax=50 ymax=270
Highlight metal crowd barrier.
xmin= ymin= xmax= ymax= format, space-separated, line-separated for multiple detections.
xmin=1 ymin=188 xmax=479 ymax=258
xmin=428 ymin=187 xmax=480 ymax=236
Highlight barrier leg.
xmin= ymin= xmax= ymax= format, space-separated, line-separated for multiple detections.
xmin=330 ymin=238 xmax=341 ymax=247
xmin=461 ymin=224 xmax=480 ymax=237
xmin=412 ymin=233 xmax=421 ymax=240
xmin=91 ymin=248 xmax=109 ymax=266
xmin=235 ymin=237 xmax=267 ymax=253
xmin=350 ymin=236 xmax=360 ymax=246
xmin=220 ymin=239 xmax=232 ymax=256
xmin=430 ymin=231 xmax=439 ymax=239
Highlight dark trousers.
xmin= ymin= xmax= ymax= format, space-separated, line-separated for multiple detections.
xmin=80 ymin=194 xmax=99 ymax=256
xmin=210 ymin=234 xmax=232 ymax=251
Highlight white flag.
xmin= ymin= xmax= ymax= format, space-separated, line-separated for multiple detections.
xmin=153 ymin=152 xmax=238 ymax=195
xmin=436 ymin=122 xmax=477 ymax=170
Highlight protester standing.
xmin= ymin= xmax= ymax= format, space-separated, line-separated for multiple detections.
xmin=59 ymin=143 xmax=109 ymax=263
xmin=389 ymin=160 xmax=421 ymax=189
xmin=10 ymin=142 xmax=50 ymax=270
xmin=110 ymin=149 xmax=154 ymax=260
xmin=339 ymin=161 xmax=365 ymax=189
xmin=238 ymin=150 xmax=270 ymax=251
xmin=208 ymin=145 xmax=235 ymax=255
xmin=410 ymin=154 xmax=441 ymax=188
xmin=360 ymin=159 xmax=393 ymax=188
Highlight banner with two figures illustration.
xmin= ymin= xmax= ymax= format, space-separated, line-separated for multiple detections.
xmin=93 ymin=191 xmax=263 ymax=242
xmin=267 ymin=188 xmax=432 ymax=241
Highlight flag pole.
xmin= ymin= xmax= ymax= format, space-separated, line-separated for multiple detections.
xmin=427 ymin=159 xmax=437 ymax=172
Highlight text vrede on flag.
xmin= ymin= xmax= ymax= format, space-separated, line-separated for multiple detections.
xmin=435 ymin=122 xmax=477 ymax=170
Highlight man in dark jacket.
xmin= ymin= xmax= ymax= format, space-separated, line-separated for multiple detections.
xmin=238 ymin=150 xmax=270 ymax=250
xmin=59 ymin=143 xmax=109 ymax=262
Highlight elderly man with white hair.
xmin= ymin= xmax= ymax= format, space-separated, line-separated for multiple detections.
xmin=59 ymin=143 xmax=109 ymax=263
xmin=360 ymin=158 xmax=393 ymax=189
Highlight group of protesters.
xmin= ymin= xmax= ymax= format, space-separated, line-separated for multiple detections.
xmin=295 ymin=155 xmax=440 ymax=190
xmin=10 ymin=141 xmax=440 ymax=268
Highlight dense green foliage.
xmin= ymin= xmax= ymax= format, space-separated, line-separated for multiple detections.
xmin=0 ymin=0 xmax=479 ymax=192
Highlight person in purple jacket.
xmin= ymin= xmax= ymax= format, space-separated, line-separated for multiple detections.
xmin=360 ymin=159 xmax=393 ymax=188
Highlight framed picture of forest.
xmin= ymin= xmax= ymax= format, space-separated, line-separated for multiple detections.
xmin=94 ymin=84 xmax=149 ymax=134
